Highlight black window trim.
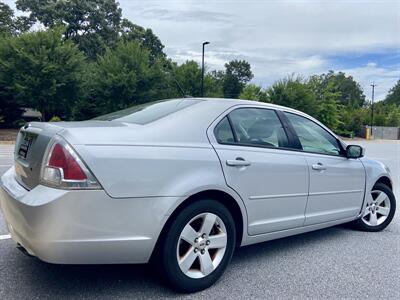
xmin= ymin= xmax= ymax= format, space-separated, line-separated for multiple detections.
xmin=275 ymin=110 xmax=302 ymax=150
xmin=212 ymin=106 xmax=348 ymax=159
xmin=226 ymin=114 xmax=238 ymax=143
xmin=213 ymin=107 xmax=297 ymax=151
xmin=282 ymin=111 xmax=347 ymax=157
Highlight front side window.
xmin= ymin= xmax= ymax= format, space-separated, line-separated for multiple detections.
xmin=227 ymin=108 xmax=289 ymax=148
xmin=284 ymin=112 xmax=341 ymax=155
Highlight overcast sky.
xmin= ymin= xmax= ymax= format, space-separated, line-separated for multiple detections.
xmin=5 ymin=0 xmax=400 ymax=100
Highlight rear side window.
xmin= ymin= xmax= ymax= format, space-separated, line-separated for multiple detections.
xmin=214 ymin=108 xmax=289 ymax=149
xmin=284 ymin=112 xmax=341 ymax=155
xmin=94 ymin=99 xmax=203 ymax=124
xmin=215 ymin=117 xmax=235 ymax=144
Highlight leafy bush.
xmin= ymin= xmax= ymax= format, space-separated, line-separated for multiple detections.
xmin=49 ymin=116 xmax=61 ymax=122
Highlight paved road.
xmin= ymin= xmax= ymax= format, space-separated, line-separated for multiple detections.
xmin=0 ymin=141 xmax=399 ymax=299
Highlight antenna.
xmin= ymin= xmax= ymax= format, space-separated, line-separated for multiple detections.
xmin=163 ymin=62 xmax=191 ymax=98
xmin=172 ymin=75 xmax=190 ymax=98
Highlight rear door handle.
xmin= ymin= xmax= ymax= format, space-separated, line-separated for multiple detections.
xmin=312 ymin=163 xmax=326 ymax=171
xmin=226 ymin=158 xmax=251 ymax=167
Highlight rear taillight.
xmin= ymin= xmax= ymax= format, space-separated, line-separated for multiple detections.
xmin=41 ymin=136 xmax=101 ymax=189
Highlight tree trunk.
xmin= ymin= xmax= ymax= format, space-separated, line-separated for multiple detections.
xmin=41 ymin=108 xmax=46 ymax=122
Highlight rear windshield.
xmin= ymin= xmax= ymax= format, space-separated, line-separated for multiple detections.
xmin=94 ymin=99 xmax=203 ymax=124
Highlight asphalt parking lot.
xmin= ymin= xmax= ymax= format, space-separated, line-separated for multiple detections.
xmin=0 ymin=141 xmax=399 ymax=299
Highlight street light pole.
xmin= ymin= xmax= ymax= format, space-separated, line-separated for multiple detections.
xmin=201 ymin=41 xmax=210 ymax=97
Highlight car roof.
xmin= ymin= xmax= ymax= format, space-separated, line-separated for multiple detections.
xmin=190 ymin=97 xmax=303 ymax=114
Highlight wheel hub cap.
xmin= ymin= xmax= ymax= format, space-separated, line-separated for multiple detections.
xmin=195 ymin=237 xmax=207 ymax=250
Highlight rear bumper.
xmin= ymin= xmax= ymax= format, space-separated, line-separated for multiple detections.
xmin=0 ymin=167 xmax=179 ymax=264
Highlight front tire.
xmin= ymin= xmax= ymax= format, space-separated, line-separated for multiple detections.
xmin=352 ymin=182 xmax=396 ymax=232
xmin=160 ymin=199 xmax=236 ymax=292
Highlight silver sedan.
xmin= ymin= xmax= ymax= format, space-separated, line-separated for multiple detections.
xmin=0 ymin=98 xmax=396 ymax=292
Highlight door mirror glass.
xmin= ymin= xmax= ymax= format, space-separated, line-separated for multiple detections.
xmin=346 ymin=145 xmax=364 ymax=158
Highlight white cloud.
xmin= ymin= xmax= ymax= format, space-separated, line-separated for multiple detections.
xmin=118 ymin=0 xmax=399 ymax=97
xmin=4 ymin=0 xmax=400 ymax=98
xmin=121 ymin=0 xmax=399 ymax=53
xmin=341 ymin=63 xmax=400 ymax=101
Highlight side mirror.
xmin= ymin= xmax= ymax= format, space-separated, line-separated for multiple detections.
xmin=346 ymin=145 xmax=364 ymax=159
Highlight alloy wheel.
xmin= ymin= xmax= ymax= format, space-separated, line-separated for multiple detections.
xmin=176 ymin=212 xmax=227 ymax=279
xmin=362 ymin=189 xmax=391 ymax=227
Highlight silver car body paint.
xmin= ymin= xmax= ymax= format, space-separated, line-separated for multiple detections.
xmin=0 ymin=98 xmax=393 ymax=264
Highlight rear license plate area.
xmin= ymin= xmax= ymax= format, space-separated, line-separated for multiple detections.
xmin=18 ymin=134 xmax=33 ymax=159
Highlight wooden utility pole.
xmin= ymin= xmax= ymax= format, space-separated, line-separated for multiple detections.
xmin=371 ymin=82 xmax=376 ymax=129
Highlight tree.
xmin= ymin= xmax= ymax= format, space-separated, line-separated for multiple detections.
xmin=77 ymin=40 xmax=168 ymax=119
xmin=267 ymin=75 xmax=319 ymax=117
xmin=0 ymin=89 xmax=23 ymax=128
xmin=223 ymin=60 xmax=253 ymax=98
xmin=385 ymin=80 xmax=400 ymax=105
xmin=339 ymin=107 xmax=368 ymax=136
xmin=371 ymin=101 xmax=400 ymax=127
xmin=17 ymin=0 xmax=121 ymax=58
xmin=203 ymin=73 xmax=224 ymax=97
xmin=239 ymin=84 xmax=268 ymax=101
xmin=121 ymin=19 xmax=165 ymax=63
xmin=385 ymin=105 xmax=400 ymax=126
xmin=0 ymin=28 xmax=85 ymax=122
xmin=317 ymin=71 xmax=366 ymax=107
xmin=166 ymin=60 xmax=225 ymax=98
xmin=16 ymin=0 xmax=165 ymax=59
xmin=171 ymin=60 xmax=202 ymax=97
xmin=308 ymin=75 xmax=341 ymax=130
xmin=204 ymin=70 xmax=224 ymax=97
xmin=0 ymin=1 xmax=32 ymax=35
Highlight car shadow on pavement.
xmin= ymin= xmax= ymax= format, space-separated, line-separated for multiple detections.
xmin=3 ymin=225 xmax=349 ymax=298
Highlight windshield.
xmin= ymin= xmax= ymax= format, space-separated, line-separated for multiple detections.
xmin=94 ymin=99 xmax=203 ymax=124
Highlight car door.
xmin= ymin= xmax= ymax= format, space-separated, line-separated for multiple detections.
xmin=209 ymin=107 xmax=309 ymax=235
xmin=283 ymin=112 xmax=366 ymax=226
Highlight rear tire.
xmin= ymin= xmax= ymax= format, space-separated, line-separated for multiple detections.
xmin=352 ymin=183 xmax=396 ymax=232
xmin=159 ymin=199 xmax=235 ymax=293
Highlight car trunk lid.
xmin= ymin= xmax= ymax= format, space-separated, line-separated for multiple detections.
xmin=13 ymin=121 xmax=125 ymax=190
xmin=14 ymin=123 xmax=65 ymax=190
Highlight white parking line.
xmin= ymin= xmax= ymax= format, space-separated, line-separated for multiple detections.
xmin=0 ymin=234 xmax=11 ymax=240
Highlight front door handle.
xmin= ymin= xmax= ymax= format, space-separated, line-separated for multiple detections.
xmin=226 ymin=157 xmax=251 ymax=167
xmin=312 ymin=163 xmax=326 ymax=171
